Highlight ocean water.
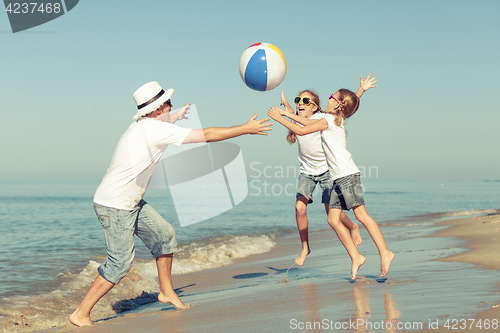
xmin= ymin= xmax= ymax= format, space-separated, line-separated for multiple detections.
xmin=0 ymin=180 xmax=498 ymax=332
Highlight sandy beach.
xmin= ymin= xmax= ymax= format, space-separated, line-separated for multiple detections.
xmin=39 ymin=212 xmax=500 ymax=333
xmin=419 ymin=213 xmax=500 ymax=333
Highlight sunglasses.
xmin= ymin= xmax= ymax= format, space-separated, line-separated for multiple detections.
xmin=294 ymin=96 xmax=317 ymax=106
xmin=165 ymin=99 xmax=172 ymax=107
xmin=329 ymin=94 xmax=341 ymax=103
xmin=329 ymin=94 xmax=344 ymax=111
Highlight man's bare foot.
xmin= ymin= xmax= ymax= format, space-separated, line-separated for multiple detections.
xmin=69 ymin=310 xmax=93 ymax=327
xmin=158 ymin=292 xmax=192 ymax=310
xmin=295 ymin=248 xmax=311 ymax=266
xmin=380 ymin=251 xmax=395 ymax=277
xmin=350 ymin=223 xmax=362 ymax=248
xmin=351 ymin=255 xmax=366 ymax=280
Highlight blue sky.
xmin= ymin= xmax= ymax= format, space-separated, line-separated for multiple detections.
xmin=1 ymin=0 xmax=499 ymax=182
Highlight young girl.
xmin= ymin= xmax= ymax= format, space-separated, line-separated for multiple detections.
xmin=282 ymin=75 xmax=376 ymax=266
xmin=268 ymin=87 xmax=394 ymax=280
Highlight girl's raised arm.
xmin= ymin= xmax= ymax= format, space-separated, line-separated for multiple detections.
xmin=280 ymin=90 xmax=295 ymax=117
xmin=356 ymin=73 xmax=378 ymax=98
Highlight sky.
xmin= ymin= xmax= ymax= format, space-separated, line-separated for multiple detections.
xmin=1 ymin=0 xmax=499 ymax=183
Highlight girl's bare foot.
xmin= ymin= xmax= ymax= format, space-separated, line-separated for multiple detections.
xmin=69 ymin=310 xmax=93 ymax=327
xmin=351 ymin=255 xmax=366 ymax=280
xmin=380 ymin=251 xmax=395 ymax=277
xmin=350 ymin=223 xmax=362 ymax=248
xmin=158 ymin=292 xmax=192 ymax=310
xmin=295 ymin=248 xmax=311 ymax=266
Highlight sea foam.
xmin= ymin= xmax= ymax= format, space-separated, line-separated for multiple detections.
xmin=0 ymin=234 xmax=275 ymax=333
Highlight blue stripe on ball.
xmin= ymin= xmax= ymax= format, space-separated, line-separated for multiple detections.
xmin=244 ymin=49 xmax=268 ymax=91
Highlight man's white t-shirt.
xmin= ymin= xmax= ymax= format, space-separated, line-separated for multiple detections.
xmin=319 ymin=114 xmax=360 ymax=180
xmin=94 ymin=118 xmax=192 ymax=210
xmin=295 ymin=113 xmax=329 ymax=175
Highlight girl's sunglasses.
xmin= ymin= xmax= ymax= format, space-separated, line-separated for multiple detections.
xmin=294 ymin=96 xmax=317 ymax=106
xmin=329 ymin=94 xmax=343 ymax=111
xmin=329 ymin=94 xmax=341 ymax=104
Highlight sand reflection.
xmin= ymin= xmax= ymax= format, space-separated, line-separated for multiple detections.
xmin=299 ymin=282 xmax=323 ymax=327
xmin=295 ymin=278 xmax=401 ymax=332
xmin=352 ymin=282 xmax=371 ymax=332
xmin=351 ymin=280 xmax=401 ymax=333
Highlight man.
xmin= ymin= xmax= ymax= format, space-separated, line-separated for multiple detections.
xmin=70 ymin=81 xmax=272 ymax=326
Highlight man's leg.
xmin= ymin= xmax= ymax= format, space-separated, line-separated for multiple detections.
xmin=134 ymin=201 xmax=191 ymax=310
xmin=70 ymin=203 xmax=136 ymax=326
xmin=156 ymin=254 xmax=191 ymax=310
xmin=69 ymin=275 xmax=114 ymax=327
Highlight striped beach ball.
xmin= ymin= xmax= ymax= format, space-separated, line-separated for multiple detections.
xmin=239 ymin=42 xmax=287 ymax=92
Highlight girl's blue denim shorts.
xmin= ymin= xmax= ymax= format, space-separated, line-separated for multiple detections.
xmin=94 ymin=200 xmax=178 ymax=284
xmin=329 ymin=173 xmax=365 ymax=210
xmin=296 ymin=170 xmax=332 ymax=204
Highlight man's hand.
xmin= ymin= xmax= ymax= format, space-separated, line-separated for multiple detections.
xmin=170 ymin=102 xmax=191 ymax=123
xmin=177 ymin=103 xmax=191 ymax=120
xmin=246 ymin=112 xmax=273 ymax=135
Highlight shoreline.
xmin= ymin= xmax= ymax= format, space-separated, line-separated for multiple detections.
xmin=418 ymin=213 xmax=500 ymax=333
xmin=37 ymin=212 xmax=500 ymax=333
xmin=428 ymin=213 xmax=500 ymax=270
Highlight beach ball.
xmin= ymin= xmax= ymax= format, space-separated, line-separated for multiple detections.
xmin=239 ymin=42 xmax=287 ymax=92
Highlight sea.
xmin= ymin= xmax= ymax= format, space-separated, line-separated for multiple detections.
xmin=0 ymin=180 xmax=499 ymax=332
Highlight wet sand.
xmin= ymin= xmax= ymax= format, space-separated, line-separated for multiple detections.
xmin=42 ymin=213 xmax=500 ymax=333
xmin=419 ymin=213 xmax=500 ymax=333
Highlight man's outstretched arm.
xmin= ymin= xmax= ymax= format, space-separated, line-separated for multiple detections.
xmin=182 ymin=113 xmax=272 ymax=144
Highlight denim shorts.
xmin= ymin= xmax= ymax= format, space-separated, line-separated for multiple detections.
xmin=296 ymin=171 xmax=332 ymax=204
xmin=94 ymin=200 xmax=178 ymax=284
xmin=329 ymin=173 xmax=365 ymax=210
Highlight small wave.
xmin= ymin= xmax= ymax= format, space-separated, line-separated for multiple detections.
xmin=380 ymin=209 xmax=500 ymax=226
xmin=443 ymin=209 xmax=500 ymax=217
xmin=173 ymin=234 xmax=276 ymax=275
xmin=364 ymin=191 xmax=408 ymax=195
xmin=0 ymin=234 xmax=275 ymax=333
xmin=379 ymin=222 xmax=436 ymax=227
xmin=410 ymin=209 xmax=500 ymax=220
